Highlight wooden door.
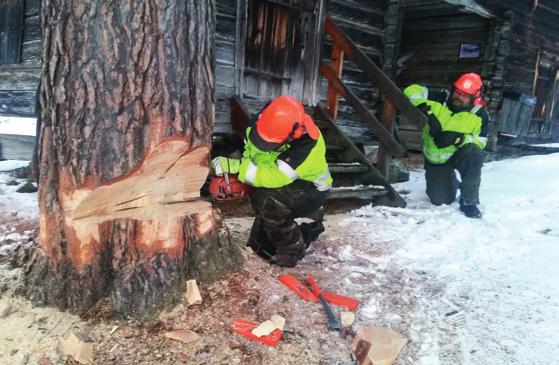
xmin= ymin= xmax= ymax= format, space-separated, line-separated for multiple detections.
xmin=235 ymin=0 xmax=324 ymax=105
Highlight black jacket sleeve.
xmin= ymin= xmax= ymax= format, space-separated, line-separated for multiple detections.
xmin=278 ymin=134 xmax=317 ymax=170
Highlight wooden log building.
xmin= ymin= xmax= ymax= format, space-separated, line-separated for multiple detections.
xmin=1 ymin=0 xmax=559 ymax=151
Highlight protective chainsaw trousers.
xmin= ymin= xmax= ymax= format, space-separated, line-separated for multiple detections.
xmin=424 ymin=143 xmax=484 ymax=206
xmin=248 ymin=180 xmax=327 ymax=267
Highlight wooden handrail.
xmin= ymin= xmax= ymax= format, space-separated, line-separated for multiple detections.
xmin=324 ymin=16 xmax=427 ymax=129
xmin=325 ymin=44 xmax=344 ymax=119
xmin=321 ymin=61 xmax=406 ymax=157
xmin=315 ymin=105 xmax=406 ymax=208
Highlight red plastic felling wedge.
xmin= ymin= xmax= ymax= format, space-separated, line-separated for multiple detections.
xmin=231 ymin=319 xmax=283 ymax=347
xmin=279 ymin=274 xmax=318 ymax=302
xmin=306 ymin=275 xmax=360 ymax=311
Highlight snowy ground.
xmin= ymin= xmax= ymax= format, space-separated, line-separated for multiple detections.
xmin=0 ymin=148 xmax=558 ymax=363
xmin=332 ymin=153 xmax=559 ymax=364
xmin=0 ymin=117 xmax=36 ymax=136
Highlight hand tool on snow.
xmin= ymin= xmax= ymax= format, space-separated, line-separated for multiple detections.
xmin=278 ymin=274 xmax=318 ymax=302
xmin=305 ymin=276 xmax=341 ymax=330
xmin=278 ymin=274 xmax=360 ymax=310
xmin=306 ymin=275 xmax=360 ymax=311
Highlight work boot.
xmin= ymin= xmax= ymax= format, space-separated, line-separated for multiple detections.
xmin=300 ymin=221 xmax=325 ymax=248
xmin=459 ymin=201 xmax=482 ymax=218
xmin=270 ymin=239 xmax=306 ymax=268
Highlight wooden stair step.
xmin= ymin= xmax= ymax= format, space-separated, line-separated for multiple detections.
xmin=328 ymin=162 xmax=369 ymax=174
xmin=326 ymin=144 xmax=346 ymax=151
xmin=327 ymin=185 xmax=387 ymax=200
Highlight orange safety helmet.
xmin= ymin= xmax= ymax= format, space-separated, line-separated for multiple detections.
xmin=453 ymin=73 xmax=483 ymax=98
xmin=249 ymin=95 xmax=320 ymax=151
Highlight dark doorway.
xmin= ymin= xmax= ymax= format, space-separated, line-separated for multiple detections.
xmin=235 ymin=0 xmax=324 ymax=105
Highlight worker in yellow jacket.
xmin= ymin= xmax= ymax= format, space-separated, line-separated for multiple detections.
xmin=212 ymin=96 xmax=332 ymax=266
xmin=404 ymin=73 xmax=490 ymax=218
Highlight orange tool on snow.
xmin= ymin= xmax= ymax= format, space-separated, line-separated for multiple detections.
xmin=230 ymin=319 xmax=283 ymax=347
xmin=278 ymin=274 xmax=318 ymax=302
xmin=306 ymin=275 xmax=360 ymax=311
xmin=279 ymin=274 xmax=360 ymax=311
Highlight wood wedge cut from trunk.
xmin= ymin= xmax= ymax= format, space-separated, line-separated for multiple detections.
xmin=72 ymin=140 xmax=210 ymax=225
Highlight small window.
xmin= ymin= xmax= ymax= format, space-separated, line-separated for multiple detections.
xmin=0 ymin=0 xmax=24 ymax=65
xmin=458 ymin=43 xmax=481 ymax=59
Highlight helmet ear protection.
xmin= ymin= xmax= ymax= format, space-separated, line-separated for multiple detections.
xmin=290 ymin=122 xmax=303 ymax=139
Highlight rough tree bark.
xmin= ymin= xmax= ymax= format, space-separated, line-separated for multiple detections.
xmin=19 ymin=0 xmax=242 ymax=317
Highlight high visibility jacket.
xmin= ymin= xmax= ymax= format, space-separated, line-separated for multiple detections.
xmin=237 ymin=127 xmax=333 ymax=191
xmin=404 ymin=84 xmax=489 ymax=164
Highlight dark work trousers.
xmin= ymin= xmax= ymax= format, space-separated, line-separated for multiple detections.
xmin=248 ymin=180 xmax=327 ymax=267
xmin=424 ymin=144 xmax=484 ymax=206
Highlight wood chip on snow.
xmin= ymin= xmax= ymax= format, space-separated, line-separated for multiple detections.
xmin=164 ymin=329 xmax=201 ymax=344
xmin=60 ymin=332 xmax=94 ymax=364
xmin=251 ymin=320 xmax=278 ymax=337
xmin=340 ymin=311 xmax=355 ymax=327
xmin=351 ymin=326 xmax=408 ymax=365
xmin=270 ymin=314 xmax=286 ymax=331
xmin=185 ymin=279 xmax=203 ymax=306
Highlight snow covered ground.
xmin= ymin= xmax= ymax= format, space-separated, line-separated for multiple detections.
xmin=331 ymin=153 xmax=559 ymax=364
xmin=0 ymin=117 xmax=36 ymax=136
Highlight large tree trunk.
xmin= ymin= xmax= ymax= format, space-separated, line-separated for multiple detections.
xmin=20 ymin=0 xmax=242 ymax=317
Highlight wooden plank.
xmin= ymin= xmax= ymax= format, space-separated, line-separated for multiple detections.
xmin=234 ymin=0 xmax=248 ymax=95
xmin=328 ymin=185 xmax=387 ymax=200
xmin=325 ymin=44 xmax=344 ymax=119
xmin=0 ymin=0 xmax=24 ymax=65
xmin=324 ymin=16 xmax=427 ymax=130
xmin=321 ymin=61 xmax=406 ymax=157
xmin=328 ymin=163 xmax=369 ymax=174
xmin=0 ymin=67 xmax=41 ymax=90
xmin=315 ymin=105 xmax=406 ymax=208
xmin=377 ymin=100 xmax=396 ymax=179
xmin=0 ymin=90 xmax=36 ymax=116
xmin=230 ymin=95 xmax=251 ymax=140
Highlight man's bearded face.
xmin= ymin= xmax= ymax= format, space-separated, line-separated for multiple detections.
xmin=449 ymin=89 xmax=474 ymax=113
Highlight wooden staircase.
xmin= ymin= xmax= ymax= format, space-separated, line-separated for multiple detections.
xmin=312 ymin=105 xmax=405 ymax=207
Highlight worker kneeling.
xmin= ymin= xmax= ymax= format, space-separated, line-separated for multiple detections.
xmin=211 ymin=96 xmax=332 ymax=267
xmin=404 ymin=73 xmax=490 ymax=218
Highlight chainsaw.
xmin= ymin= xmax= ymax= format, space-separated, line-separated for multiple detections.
xmin=208 ymin=173 xmax=251 ymax=201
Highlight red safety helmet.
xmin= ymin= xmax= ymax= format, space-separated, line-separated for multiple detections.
xmin=249 ymin=95 xmax=320 ymax=151
xmin=453 ymin=73 xmax=483 ymax=98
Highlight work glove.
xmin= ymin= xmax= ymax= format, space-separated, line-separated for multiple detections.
xmin=417 ymin=102 xmax=431 ymax=116
xmin=211 ymin=157 xmax=240 ymax=176
xmin=426 ymin=113 xmax=443 ymax=137
xmin=432 ymin=131 xmax=464 ymax=148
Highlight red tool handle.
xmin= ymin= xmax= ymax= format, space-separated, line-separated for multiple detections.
xmin=231 ymin=319 xmax=282 ymax=347
xmin=306 ymin=275 xmax=360 ymax=311
xmin=279 ymin=274 xmax=318 ymax=302
xmin=306 ymin=275 xmax=322 ymax=295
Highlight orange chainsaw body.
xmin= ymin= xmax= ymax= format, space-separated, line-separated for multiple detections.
xmin=209 ymin=174 xmax=251 ymax=201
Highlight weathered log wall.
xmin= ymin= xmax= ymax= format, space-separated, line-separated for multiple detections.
xmin=398 ymin=0 xmax=559 ymax=145
xmin=395 ymin=0 xmax=497 ymax=149
xmin=477 ymin=0 xmax=559 ymax=139
xmin=214 ymin=0 xmax=237 ymax=134
xmin=0 ymin=0 xmax=40 ymax=116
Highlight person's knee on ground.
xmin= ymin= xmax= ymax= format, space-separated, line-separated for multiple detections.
xmin=300 ymin=220 xmax=325 ymax=247
xmin=425 ymin=161 xmax=458 ymax=206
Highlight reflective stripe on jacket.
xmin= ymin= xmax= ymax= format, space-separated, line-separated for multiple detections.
xmin=404 ymin=84 xmax=487 ymax=164
xmin=237 ymin=127 xmax=332 ymax=191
